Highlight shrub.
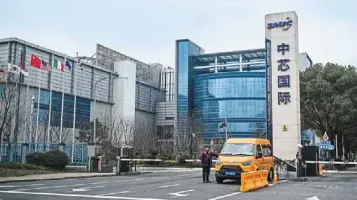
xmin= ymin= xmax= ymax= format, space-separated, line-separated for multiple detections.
xmin=0 ymin=163 xmax=46 ymax=171
xmin=26 ymin=150 xmax=70 ymax=170
xmin=177 ymin=154 xmax=189 ymax=164
xmin=26 ymin=152 xmax=46 ymax=166
xmin=43 ymin=150 xmax=70 ymax=170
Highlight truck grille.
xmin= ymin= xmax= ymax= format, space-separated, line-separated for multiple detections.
xmin=221 ymin=165 xmax=242 ymax=172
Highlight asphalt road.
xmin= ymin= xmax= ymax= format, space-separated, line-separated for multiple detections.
xmin=0 ymin=171 xmax=356 ymax=200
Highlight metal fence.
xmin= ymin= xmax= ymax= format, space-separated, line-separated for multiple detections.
xmin=0 ymin=143 xmax=88 ymax=165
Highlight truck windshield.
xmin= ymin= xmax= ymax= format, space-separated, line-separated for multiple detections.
xmin=220 ymin=143 xmax=255 ymax=156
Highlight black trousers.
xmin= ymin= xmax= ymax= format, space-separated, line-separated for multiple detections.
xmin=202 ymin=165 xmax=210 ymax=181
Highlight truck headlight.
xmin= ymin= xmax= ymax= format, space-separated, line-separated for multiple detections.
xmin=242 ymin=160 xmax=252 ymax=166
xmin=215 ymin=160 xmax=221 ymax=165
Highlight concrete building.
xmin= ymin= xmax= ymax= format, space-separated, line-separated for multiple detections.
xmin=95 ymin=44 xmax=165 ymax=132
xmin=0 ymin=38 xmax=165 ymax=148
xmin=175 ymin=11 xmax=313 ymax=160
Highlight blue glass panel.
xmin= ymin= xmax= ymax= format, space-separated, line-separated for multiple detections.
xmin=33 ymin=88 xmax=91 ymax=129
xmin=176 ymin=40 xmax=203 ymax=122
xmin=193 ymin=73 xmax=267 ymax=139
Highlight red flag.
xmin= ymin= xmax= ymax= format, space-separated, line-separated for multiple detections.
xmin=30 ymin=54 xmax=41 ymax=68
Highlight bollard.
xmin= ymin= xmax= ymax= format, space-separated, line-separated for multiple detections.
xmin=87 ymin=156 xmax=91 ymax=172
xmin=116 ymin=156 xmax=121 ymax=175
xmin=21 ymin=143 xmax=29 ymax=164
xmin=98 ymin=156 xmax=103 ymax=172
xmin=273 ymin=169 xmax=278 ymax=184
xmin=319 ymin=164 xmax=323 ymax=176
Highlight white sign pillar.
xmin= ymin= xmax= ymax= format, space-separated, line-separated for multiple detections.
xmin=265 ymin=11 xmax=301 ymax=160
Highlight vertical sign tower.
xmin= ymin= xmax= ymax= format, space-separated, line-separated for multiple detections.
xmin=265 ymin=11 xmax=301 ymax=160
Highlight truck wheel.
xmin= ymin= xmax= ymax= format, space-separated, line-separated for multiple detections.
xmin=268 ymin=168 xmax=274 ymax=182
xmin=216 ymin=177 xmax=224 ymax=184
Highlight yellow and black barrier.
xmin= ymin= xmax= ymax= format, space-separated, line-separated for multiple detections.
xmin=240 ymin=170 xmax=269 ymax=192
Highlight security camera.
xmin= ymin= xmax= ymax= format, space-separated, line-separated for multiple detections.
xmin=32 ymin=96 xmax=35 ymax=102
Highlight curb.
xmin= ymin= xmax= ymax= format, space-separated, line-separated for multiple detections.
xmin=0 ymin=172 xmax=151 ymax=183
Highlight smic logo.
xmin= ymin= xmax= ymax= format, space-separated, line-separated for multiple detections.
xmin=267 ymin=17 xmax=293 ymax=31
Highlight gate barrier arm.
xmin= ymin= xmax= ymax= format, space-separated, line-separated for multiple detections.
xmin=305 ymin=161 xmax=357 ymax=165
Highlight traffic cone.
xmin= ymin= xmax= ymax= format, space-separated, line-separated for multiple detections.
xmin=273 ymin=169 xmax=278 ymax=184
xmin=319 ymin=164 xmax=323 ymax=176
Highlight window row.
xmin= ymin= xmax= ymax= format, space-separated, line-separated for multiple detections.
xmin=194 ymin=77 xmax=266 ymax=99
xmin=194 ymin=99 xmax=266 ymax=118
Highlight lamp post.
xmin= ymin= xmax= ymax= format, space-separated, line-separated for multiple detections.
xmin=219 ymin=111 xmax=231 ymax=141
xmin=93 ymin=77 xmax=107 ymax=154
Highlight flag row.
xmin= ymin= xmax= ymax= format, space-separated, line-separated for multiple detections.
xmin=30 ymin=54 xmax=73 ymax=72
xmin=0 ymin=54 xmax=79 ymax=77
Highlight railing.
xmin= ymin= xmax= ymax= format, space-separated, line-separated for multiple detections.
xmin=0 ymin=143 xmax=87 ymax=165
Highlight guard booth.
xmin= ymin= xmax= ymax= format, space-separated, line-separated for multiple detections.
xmin=302 ymin=146 xmax=319 ymax=176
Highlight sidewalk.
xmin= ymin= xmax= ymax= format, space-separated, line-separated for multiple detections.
xmin=0 ymin=172 xmax=116 ymax=183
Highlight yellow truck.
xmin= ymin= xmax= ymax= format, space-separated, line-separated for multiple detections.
xmin=215 ymin=138 xmax=274 ymax=184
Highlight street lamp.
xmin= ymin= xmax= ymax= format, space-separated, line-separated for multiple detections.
xmin=219 ymin=111 xmax=231 ymax=141
xmin=93 ymin=77 xmax=107 ymax=153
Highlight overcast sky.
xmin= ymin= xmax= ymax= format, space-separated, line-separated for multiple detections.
xmin=1 ymin=0 xmax=356 ymax=67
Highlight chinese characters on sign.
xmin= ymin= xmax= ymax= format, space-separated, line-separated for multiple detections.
xmin=277 ymin=43 xmax=291 ymax=105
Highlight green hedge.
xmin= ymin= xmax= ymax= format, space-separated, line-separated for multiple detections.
xmin=0 ymin=163 xmax=46 ymax=170
xmin=26 ymin=150 xmax=70 ymax=170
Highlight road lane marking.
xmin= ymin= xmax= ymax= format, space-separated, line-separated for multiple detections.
xmin=17 ymin=183 xmax=87 ymax=191
xmin=306 ymin=196 xmax=320 ymax=200
xmin=0 ymin=183 xmax=45 ymax=188
xmin=158 ymin=184 xmax=180 ymax=188
xmin=208 ymin=192 xmax=242 ymax=200
xmin=0 ymin=190 xmax=167 ymax=200
xmin=169 ymin=190 xmax=194 ymax=197
xmin=25 ymin=184 xmax=45 ymax=186
xmin=4 ymin=174 xmax=195 ymax=191
xmin=101 ymin=191 xmax=130 ymax=196
xmin=72 ymin=185 xmax=105 ymax=192
xmin=16 ymin=178 xmax=146 ymax=191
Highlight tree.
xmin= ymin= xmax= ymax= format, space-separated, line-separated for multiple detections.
xmin=300 ymin=63 xmax=357 ymax=158
xmin=176 ymin=112 xmax=204 ymax=157
xmin=0 ymin=80 xmax=22 ymax=160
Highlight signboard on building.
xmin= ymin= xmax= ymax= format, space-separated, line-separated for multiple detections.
xmin=265 ymin=11 xmax=301 ymax=160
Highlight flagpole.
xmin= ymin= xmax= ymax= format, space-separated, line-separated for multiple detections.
xmin=12 ymin=74 xmax=18 ymax=143
xmin=59 ymin=56 xmax=66 ymax=143
xmin=71 ymin=53 xmax=78 ymax=162
xmin=24 ymin=84 xmax=29 ymax=143
xmin=35 ymin=68 xmax=41 ymax=151
xmin=47 ymin=55 xmax=53 ymax=144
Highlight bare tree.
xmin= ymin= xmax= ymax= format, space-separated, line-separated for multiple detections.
xmin=131 ymin=121 xmax=155 ymax=156
xmin=0 ymin=81 xmax=21 ymax=161
xmin=175 ymin=112 xmax=204 ymax=157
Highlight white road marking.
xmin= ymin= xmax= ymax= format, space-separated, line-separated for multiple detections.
xmin=0 ymin=190 xmax=166 ymax=200
xmin=101 ymin=191 xmax=130 ymax=196
xmin=208 ymin=192 xmax=242 ymax=200
xmin=0 ymin=183 xmax=45 ymax=188
xmin=25 ymin=184 xmax=45 ymax=187
xmin=16 ymin=178 xmax=146 ymax=191
xmin=72 ymin=185 xmax=104 ymax=192
xmin=158 ymin=184 xmax=180 ymax=188
xmin=17 ymin=183 xmax=87 ymax=191
xmin=306 ymin=196 xmax=320 ymax=200
xmin=169 ymin=190 xmax=194 ymax=197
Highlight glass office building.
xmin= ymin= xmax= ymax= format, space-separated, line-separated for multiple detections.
xmin=175 ymin=39 xmax=267 ymax=143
